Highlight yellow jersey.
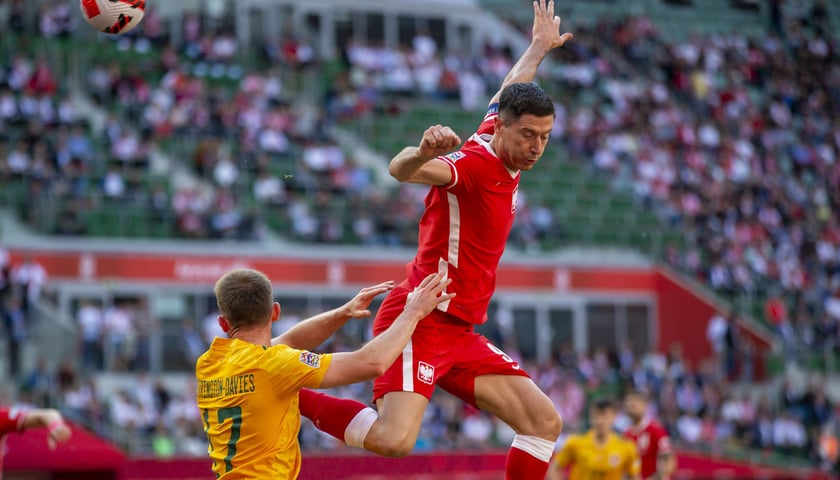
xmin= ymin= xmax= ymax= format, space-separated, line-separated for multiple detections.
xmin=195 ymin=337 xmax=333 ymax=479
xmin=554 ymin=431 xmax=640 ymax=480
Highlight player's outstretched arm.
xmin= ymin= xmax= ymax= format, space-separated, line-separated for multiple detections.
xmin=389 ymin=125 xmax=461 ymax=186
xmin=272 ymin=281 xmax=395 ymax=350
xmin=488 ymin=0 xmax=573 ymax=106
xmin=21 ymin=408 xmax=71 ymax=450
xmin=318 ymin=272 xmax=454 ymax=388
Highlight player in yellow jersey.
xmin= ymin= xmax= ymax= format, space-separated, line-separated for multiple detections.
xmin=549 ymin=399 xmax=641 ymax=480
xmin=196 ymin=268 xmax=453 ymax=480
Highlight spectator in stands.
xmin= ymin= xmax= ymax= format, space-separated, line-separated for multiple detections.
xmin=103 ymin=301 xmax=136 ymax=371
xmin=11 ymin=255 xmax=46 ymax=315
xmin=3 ymin=296 xmax=26 ymax=376
xmin=180 ymin=317 xmax=205 ymax=367
xmin=774 ymin=411 xmax=809 ymax=456
xmin=707 ymin=310 xmax=728 ymax=374
xmin=22 ymin=358 xmax=53 ymax=408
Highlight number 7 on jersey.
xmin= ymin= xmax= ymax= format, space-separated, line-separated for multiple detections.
xmin=203 ymin=406 xmax=243 ymax=476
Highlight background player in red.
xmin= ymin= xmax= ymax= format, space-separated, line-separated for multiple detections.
xmin=0 ymin=406 xmax=72 ymax=479
xmin=300 ymin=2 xmax=573 ymax=478
xmin=623 ymin=390 xmax=677 ymax=480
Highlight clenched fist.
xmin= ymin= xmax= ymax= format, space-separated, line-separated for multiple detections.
xmin=418 ymin=125 xmax=461 ymax=160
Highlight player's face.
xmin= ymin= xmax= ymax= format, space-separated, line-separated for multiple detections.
xmin=625 ymin=396 xmax=646 ymax=422
xmin=590 ymin=408 xmax=616 ymax=434
xmin=496 ymin=114 xmax=554 ymax=171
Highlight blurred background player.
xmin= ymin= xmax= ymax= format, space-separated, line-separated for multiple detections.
xmin=197 ymin=269 xmax=453 ymax=479
xmin=549 ymin=399 xmax=641 ymax=480
xmin=624 ymin=390 xmax=676 ymax=480
xmin=0 ymin=406 xmax=72 ymax=478
xmin=300 ymin=2 xmax=572 ymax=478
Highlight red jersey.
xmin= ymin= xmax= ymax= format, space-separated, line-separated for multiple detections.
xmin=624 ymin=417 xmax=673 ymax=479
xmin=407 ymin=105 xmax=519 ymax=325
xmin=0 ymin=407 xmax=27 ymax=479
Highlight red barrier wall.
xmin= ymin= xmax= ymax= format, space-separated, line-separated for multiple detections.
xmin=7 ymin=248 xmax=776 ymax=372
xmin=656 ymin=269 xmax=772 ymax=378
xmin=118 ymin=451 xmax=831 ymax=480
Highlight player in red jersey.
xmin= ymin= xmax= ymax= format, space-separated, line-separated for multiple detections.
xmin=299 ymin=2 xmax=573 ymax=478
xmin=0 ymin=406 xmax=71 ymax=478
xmin=623 ymin=390 xmax=677 ymax=480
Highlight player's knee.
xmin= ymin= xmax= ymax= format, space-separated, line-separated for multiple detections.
xmin=372 ymin=434 xmax=416 ymax=458
xmin=544 ymin=409 xmax=563 ymax=439
xmin=365 ymin=427 xmax=417 ymax=457
xmin=525 ymin=400 xmax=563 ymax=440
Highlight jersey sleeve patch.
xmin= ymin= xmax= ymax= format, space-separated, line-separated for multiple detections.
xmin=298 ymin=351 xmax=321 ymax=368
xmin=444 ymin=151 xmax=465 ymax=162
xmin=486 ymin=103 xmax=499 ymax=117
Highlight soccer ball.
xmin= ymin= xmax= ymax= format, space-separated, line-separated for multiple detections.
xmin=79 ymin=0 xmax=146 ymax=35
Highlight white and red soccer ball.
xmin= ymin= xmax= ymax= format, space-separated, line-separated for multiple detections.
xmin=80 ymin=0 xmax=146 ymax=35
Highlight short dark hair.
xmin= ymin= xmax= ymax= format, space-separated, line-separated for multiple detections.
xmin=214 ymin=269 xmax=274 ymax=329
xmin=498 ymin=82 xmax=555 ymax=125
xmin=592 ymin=398 xmax=616 ymax=412
xmin=625 ymin=389 xmax=650 ymax=402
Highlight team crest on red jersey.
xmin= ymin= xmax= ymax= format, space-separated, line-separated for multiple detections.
xmin=417 ymin=362 xmax=435 ymax=385
xmin=299 ymin=351 xmax=321 ymax=368
xmin=636 ymin=432 xmax=649 ymax=452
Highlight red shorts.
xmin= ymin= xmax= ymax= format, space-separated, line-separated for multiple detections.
xmin=372 ymin=283 xmax=530 ymax=408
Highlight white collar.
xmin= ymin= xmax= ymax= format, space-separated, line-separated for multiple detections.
xmin=471 ymin=133 xmax=519 ymax=178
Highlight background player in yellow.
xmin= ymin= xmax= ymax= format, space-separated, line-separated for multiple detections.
xmin=196 ymin=268 xmax=453 ymax=480
xmin=549 ymin=399 xmax=641 ymax=480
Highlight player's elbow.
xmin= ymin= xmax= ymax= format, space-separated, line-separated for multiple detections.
xmin=367 ymin=358 xmax=391 ymax=378
xmin=355 ymin=352 xmax=390 ymax=379
xmin=388 ymin=162 xmax=408 ymax=182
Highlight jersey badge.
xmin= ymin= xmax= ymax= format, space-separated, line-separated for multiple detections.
xmin=417 ymin=362 xmax=435 ymax=385
xmin=445 ymin=151 xmax=465 ymax=163
xmin=609 ymin=454 xmax=621 ymax=467
xmin=299 ymin=351 xmax=321 ymax=368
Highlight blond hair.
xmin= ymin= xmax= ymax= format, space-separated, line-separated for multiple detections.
xmin=214 ymin=269 xmax=273 ymax=329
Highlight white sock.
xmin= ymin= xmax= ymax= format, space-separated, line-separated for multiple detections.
xmin=511 ymin=434 xmax=555 ymax=462
xmin=343 ymin=407 xmax=378 ymax=448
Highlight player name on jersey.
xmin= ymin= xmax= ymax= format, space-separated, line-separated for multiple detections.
xmin=197 ymin=374 xmax=256 ymax=399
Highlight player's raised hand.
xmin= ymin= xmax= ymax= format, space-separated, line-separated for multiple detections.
xmin=404 ymin=271 xmax=455 ymax=318
xmin=341 ymin=281 xmax=396 ymax=319
xmin=531 ymin=0 xmax=573 ymax=51
xmin=417 ymin=125 xmax=461 ymax=160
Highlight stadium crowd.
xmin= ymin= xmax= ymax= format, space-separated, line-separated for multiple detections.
xmin=1 ymin=0 xmax=840 ymax=475
xmin=533 ymin=11 xmax=840 ymax=355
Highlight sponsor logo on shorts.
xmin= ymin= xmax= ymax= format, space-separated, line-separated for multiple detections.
xmin=417 ymin=362 xmax=435 ymax=385
xmin=299 ymin=351 xmax=321 ymax=368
